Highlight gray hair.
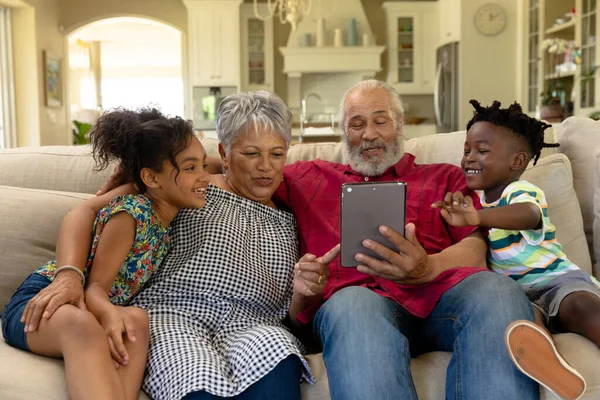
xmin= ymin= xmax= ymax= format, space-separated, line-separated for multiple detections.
xmin=338 ymin=80 xmax=405 ymax=135
xmin=216 ymin=91 xmax=292 ymax=154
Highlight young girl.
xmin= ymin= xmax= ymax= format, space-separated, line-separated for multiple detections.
xmin=1 ymin=108 xmax=210 ymax=400
xmin=432 ymin=100 xmax=600 ymax=400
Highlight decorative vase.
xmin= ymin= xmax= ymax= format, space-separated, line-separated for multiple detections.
xmin=316 ymin=18 xmax=325 ymax=47
xmin=334 ymin=28 xmax=343 ymax=47
xmin=347 ymin=18 xmax=357 ymax=46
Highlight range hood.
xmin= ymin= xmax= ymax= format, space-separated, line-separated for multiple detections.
xmin=279 ymin=46 xmax=385 ymax=75
xmin=279 ymin=0 xmax=385 ymax=111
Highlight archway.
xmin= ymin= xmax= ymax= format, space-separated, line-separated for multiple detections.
xmin=67 ymin=17 xmax=183 ymax=142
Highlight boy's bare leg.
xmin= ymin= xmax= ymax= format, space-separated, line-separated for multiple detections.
xmin=557 ymin=291 xmax=600 ymax=347
xmin=26 ymin=304 xmax=128 ymax=400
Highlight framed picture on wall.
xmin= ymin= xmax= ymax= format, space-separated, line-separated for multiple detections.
xmin=43 ymin=50 xmax=63 ymax=108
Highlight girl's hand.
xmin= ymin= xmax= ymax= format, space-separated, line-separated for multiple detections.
xmin=431 ymin=191 xmax=481 ymax=227
xmin=99 ymin=306 xmax=139 ymax=367
xmin=293 ymin=244 xmax=340 ymax=297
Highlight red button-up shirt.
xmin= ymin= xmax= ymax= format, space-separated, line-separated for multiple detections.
xmin=274 ymin=153 xmax=487 ymax=323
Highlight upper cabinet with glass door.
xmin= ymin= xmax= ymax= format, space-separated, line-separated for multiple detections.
xmin=240 ymin=4 xmax=274 ymax=92
xmin=383 ymin=2 xmax=438 ymax=94
xmin=577 ymin=0 xmax=599 ymax=113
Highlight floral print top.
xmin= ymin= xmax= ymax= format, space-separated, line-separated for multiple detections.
xmin=35 ymin=194 xmax=172 ymax=305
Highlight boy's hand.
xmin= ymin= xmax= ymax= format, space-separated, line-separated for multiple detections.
xmin=431 ymin=191 xmax=480 ymax=227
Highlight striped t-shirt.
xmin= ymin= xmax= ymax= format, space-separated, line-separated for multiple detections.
xmin=478 ymin=180 xmax=583 ymax=288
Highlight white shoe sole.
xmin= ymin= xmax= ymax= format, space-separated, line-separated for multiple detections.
xmin=505 ymin=320 xmax=586 ymax=400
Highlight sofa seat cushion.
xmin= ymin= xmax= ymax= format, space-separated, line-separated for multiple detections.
xmin=2 ymin=332 xmax=598 ymax=400
xmin=0 ymin=186 xmax=92 ymax=310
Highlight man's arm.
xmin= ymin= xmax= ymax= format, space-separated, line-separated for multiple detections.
xmin=354 ymin=223 xmax=486 ymax=285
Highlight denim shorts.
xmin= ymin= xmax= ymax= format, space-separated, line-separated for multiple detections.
xmin=1 ymin=273 xmax=51 ymax=351
xmin=525 ymin=269 xmax=600 ymax=332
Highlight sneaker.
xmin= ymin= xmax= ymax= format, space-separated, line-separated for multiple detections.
xmin=505 ymin=320 xmax=586 ymax=400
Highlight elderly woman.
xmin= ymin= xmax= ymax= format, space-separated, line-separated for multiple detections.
xmin=20 ymin=92 xmax=336 ymax=400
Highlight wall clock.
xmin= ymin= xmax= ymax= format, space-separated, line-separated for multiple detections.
xmin=474 ymin=3 xmax=507 ymax=36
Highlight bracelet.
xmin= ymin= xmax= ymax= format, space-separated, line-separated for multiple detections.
xmin=54 ymin=265 xmax=86 ymax=287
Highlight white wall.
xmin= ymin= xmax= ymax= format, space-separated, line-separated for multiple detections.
xmin=459 ymin=0 xmax=519 ymax=128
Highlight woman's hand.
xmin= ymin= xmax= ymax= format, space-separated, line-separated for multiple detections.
xmin=98 ymin=306 xmax=140 ymax=367
xmin=21 ymin=270 xmax=86 ymax=333
xmin=293 ymin=244 xmax=340 ymax=297
xmin=431 ymin=191 xmax=480 ymax=227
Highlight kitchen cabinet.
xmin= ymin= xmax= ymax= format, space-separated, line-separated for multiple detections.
xmin=240 ymin=4 xmax=274 ymax=92
xmin=383 ymin=2 xmax=438 ymax=94
xmin=185 ymin=0 xmax=242 ymax=87
xmin=438 ymin=0 xmax=461 ymax=46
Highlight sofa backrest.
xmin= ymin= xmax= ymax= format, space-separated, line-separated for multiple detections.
xmin=0 ymin=146 xmax=111 ymax=195
xmin=554 ymin=117 xmax=600 ymax=275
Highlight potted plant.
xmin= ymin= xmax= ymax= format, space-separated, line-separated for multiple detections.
xmin=72 ymin=120 xmax=92 ymax=145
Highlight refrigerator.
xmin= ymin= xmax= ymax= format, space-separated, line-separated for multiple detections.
xmin=434 ymin=42 xmax=459 ymax=133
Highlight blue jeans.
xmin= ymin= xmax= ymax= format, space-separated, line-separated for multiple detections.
xmin=182 ymin=355 xmax=301 ymax=400
xmin=313 ymin=272 xmax=540 ymax=400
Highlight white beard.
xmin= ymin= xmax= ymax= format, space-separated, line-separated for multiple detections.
xmin=343 ymin=134 xmax=405 ymax=177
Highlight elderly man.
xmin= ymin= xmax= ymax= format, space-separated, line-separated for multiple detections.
xmin=278 ymin=80 xmax=539 ymax=399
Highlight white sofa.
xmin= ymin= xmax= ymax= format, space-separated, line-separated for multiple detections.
xmin=1 ymin=117 xmax=599 ymax=399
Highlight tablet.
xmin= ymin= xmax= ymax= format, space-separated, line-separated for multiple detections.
xmin=340 ymin=181 xmax=407 ymax=267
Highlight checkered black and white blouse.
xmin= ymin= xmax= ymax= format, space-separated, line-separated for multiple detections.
xmin=131 ymin=185 xmax=313 ymax=399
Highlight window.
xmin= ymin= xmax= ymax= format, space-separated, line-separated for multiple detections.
xmin=0 ymin=7 xmax=16 ymax=148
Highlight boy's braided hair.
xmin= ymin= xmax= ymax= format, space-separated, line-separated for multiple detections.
xmin=466 ymin=100 xmax=559 ymax=165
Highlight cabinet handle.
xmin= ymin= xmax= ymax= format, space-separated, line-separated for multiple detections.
xmin=446 ymin=33 xmax=451 ymax=37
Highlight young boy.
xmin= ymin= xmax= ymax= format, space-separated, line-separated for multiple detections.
xmin=432 ymin=100 xmax=600 ymax=400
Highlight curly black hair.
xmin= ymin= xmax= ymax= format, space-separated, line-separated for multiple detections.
xmin=466 ymin=100 xmax=559 ymax=165
xmin=89 ymin=107 xmax=195 ymax=192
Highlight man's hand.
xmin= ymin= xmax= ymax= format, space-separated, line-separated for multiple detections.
xmin=21 ymin=270 xmax=86 ymax=333
xmin=431 ymin=191 xmax=480 ymax=227
xmin=355 ymin=224 xmax=436 ymax=285
xmin=96 ymin=164 xmax=126 ymax=196
xmin=98 ymin=306 xmax=140 ymax=367
xmin=294 ymin=244 xmax=340 ymax=297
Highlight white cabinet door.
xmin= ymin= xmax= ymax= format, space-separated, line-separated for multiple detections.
xmin=240 ymin=4 xmax=274 ymax=92
xmin=213 ymin=8 xmax=240 ymax=86
xmin=189 ymin=10 xmax=215 ymax=85
xmin=186 ymin=1 xmax=241 ymax=87
xmin=438 ymin=0 xmax=461 ymax=46
xmin=383 ymin=2 xmax=438 ymax=94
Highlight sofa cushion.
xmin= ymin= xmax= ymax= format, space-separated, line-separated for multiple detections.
xmin=554 ymin=117 xmax=600 ymax=266
xmin=2 ymin=330 xmax=598 ymax=400
xmin=0 ymin=146 xmax=110 ymax=195
xmin=521 ymin=154 xmax=592 ymax=275
xmin=0 ymin=186 xmax=92 ymax=310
